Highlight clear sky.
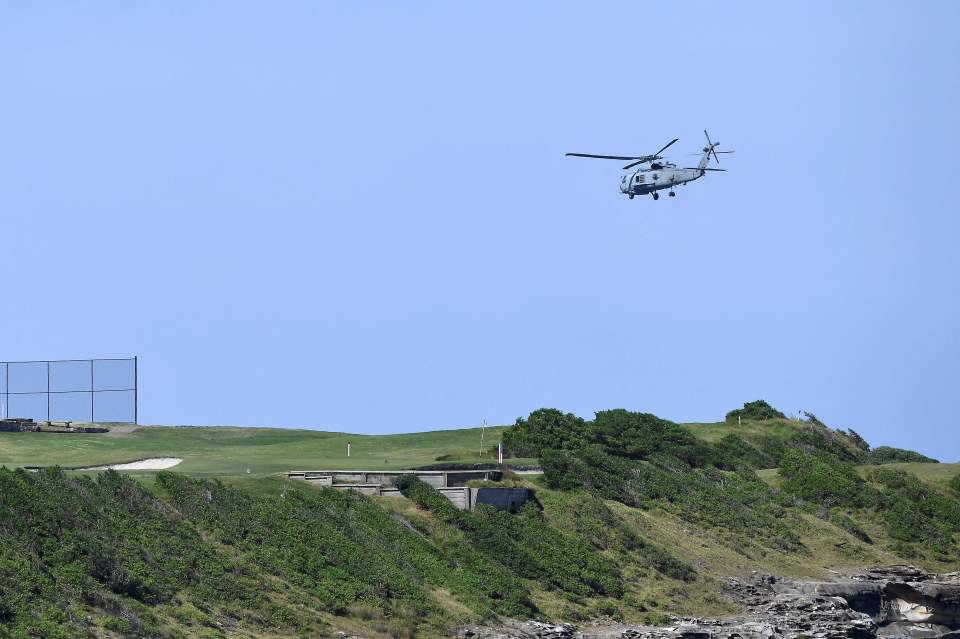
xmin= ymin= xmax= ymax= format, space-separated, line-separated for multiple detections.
xmin=2 ymin=2 xmax=958 ymax=460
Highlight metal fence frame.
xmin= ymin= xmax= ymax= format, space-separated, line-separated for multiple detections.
xmin=1 ymin=357 xmax=138 ymax=424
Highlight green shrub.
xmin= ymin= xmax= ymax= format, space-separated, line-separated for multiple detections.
xmin=0 ymin=468 xmax=272 ymax=638
xmin=828 ymin=509 xmax=873 ymax=544
xmin=712 ymin=433 xmax=776 ymax=470
xmin=157 ymin=472 xmax=524 ymax=619
xmin=536 ymin=490 xmax=694 ymax=580
xmin=867 ymin=468 xmax=960 ymax=556
xmin=501 ymin=408 xmax=587 ymax=458
xmin=397 ymin=476 xmax=624 ymax=597
xmin=725 ymin=400 xmax=786 ymax=423
xmin=950 ymin=473 xmax=960 ymax=495
xmin=543 ymin=446 xmax=801 ymax=553
xmin=779 ymin=449 xmax=871 ymax=508
xmin=589 ymin=409 xmax=713 ymax=466
xmin=844 ymin=428 xmax=871 ymax=452
xmin=868 ymin=446 xmax=938 ymax=464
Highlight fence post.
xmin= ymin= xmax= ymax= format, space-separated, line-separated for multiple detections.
xmin=133 ymin=356 xmax=138 ymax=425
xmin=90 ymin=360 xmax=95 ymax=422
xmin=46 ymin=361 xmax=50 ymax=422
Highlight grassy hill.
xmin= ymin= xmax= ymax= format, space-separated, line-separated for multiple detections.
xmin=0 ymin=412 xmax=949 ymax=479
xmin=1 ymin=404 xmax=958 ymax=639
xmin=0 ymin=424 xmax=528 ymax=478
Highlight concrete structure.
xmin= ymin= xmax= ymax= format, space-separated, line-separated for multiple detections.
xmin=286 ymin=469 xmax=533 ymax=511
xmin=286 ymin=468 xmax=501 ymax=488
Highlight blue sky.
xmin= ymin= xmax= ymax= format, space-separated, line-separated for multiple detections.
xmin=2 ymin=3 xmax=958 ymax=460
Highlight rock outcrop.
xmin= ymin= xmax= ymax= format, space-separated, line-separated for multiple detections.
xmin=458 ymin=566 xmax=960 ymax=639
xmin=718 ymin=567 xmax=960 ymax=638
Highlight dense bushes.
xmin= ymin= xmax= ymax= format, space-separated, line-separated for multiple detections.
xmin=502 ymin=408 xmax=710 ymax=466
xmin=504 ymin=404 xmax=938 ymax=476
xmin=867 ymin=468 xmax=960 ymax=559
xmin=501 ymin=408 xmax=587 ymax=458
xmin=590 ymin=410 xmax=713 ymax=467
xmin=951 ymin=472 xmax=960 ymax=495
xmin=537 ymin=491 xmax=697 ymax=582
xmin=541 ymin=446 xmax=801 ymax=553
xmin=868 ymin=446 xmax=938 ymax=464
xmin=158 ymin=472 xmax=534 ymax=621
xmin=725 ymin=400 xmax=786 ymax=423
xmin=711 ymin=433 xmax=776 ymax=470
xmin=0 ymin=468 xmax=284 ymax=639
xmin=396 ymin=475 xmax=624 ymax=598
xmin=779 ymin=449 xmax=871 ymax=508
xmin=0 ymin=467 xmax=551 ymax=638
xmin=776 ymin=449 xmax=960 ymax=559
xmin=503 ymin=405 xmax=959 ymax=563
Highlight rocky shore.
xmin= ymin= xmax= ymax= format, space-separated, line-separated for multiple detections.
xmin=458 ymin=566 xmax=960 ymax=639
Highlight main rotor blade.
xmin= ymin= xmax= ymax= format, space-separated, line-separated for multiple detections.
xmin=566 ymin=153 xmax=641 ymax=160
xmin=653 ymin=138 xmax=679 ymax=158
xmin=622 ymin=157 xmax=653 ymax=170
xmin=683 ymin=167 xmax=726 ymax=171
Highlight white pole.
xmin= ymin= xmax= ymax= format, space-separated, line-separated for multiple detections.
xmin=347 ymin=441 xmax=351 ymax=457
xmin=498 ymin=442 xmax=503 ymax=464
xmin=480 ymin=418 xmax=486 ymax=458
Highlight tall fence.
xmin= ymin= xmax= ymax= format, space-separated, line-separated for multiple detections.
xmin=0 ymin=357 xmax=137 ymax=424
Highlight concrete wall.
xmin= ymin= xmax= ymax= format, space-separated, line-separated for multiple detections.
xmin=439 ymin=487 xmax=471 ymax=510
xmin=288 ymin=470 xmax=524 ymax=511
xmin=287 ymin=469 xmax=501 ymax=488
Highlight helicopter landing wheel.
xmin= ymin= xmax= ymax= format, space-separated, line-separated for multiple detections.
xmin=628 ymin=193 xmax=634 ymax=199
xmin=668 ymin=191 xmax=675 ymax=197
xmin=652 ymin=192 xmax=659 ymax=200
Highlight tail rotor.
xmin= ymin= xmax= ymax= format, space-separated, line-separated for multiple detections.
xmin=704 ymin=130 xmax=721 ymax=164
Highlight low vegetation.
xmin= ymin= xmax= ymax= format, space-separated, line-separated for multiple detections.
xmin=725 ymin=400 xmax=786 ymax=423
xmin=1 ymin=400 xmax=957 ymax=637
xmin=506 ymin=403 xmax=959 ymax=564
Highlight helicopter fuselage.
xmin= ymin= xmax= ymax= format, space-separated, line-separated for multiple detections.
xmin=620 ymin=165 xmax=704 ymax=198
xmin=566 ymin=131 xmax=728 ymax=201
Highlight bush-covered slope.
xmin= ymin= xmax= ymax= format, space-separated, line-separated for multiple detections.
xmin=504 ymin=404 xmax=960 ymax=566
xmin=0 ymin=466 xmax=708 ymax=638
xmin=0 ymin=468 xmax=303 ymax=639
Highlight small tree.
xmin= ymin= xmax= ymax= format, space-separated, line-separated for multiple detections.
xmin=500 ymin=408 xmax=586 ymax=458
xmin=725 ymin=400 xmax=786 ymax=423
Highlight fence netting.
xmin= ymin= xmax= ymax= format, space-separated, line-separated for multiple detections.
xmin=1 ymin=358 xmax=137 ymax=423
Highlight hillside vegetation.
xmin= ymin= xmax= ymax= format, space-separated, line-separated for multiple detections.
xmin=1 ymin=401 xmax=958 ymax=638
xmin=0 ymin=466 xmax=707 ymax=638
xmin=507 ymin=404 xmax=959 ymax=563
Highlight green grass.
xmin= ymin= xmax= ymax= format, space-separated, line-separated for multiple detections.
xmin=858 ymin=461 xmax=960 ymax=487
xmin=681 ymin=419 xmax=804 ymax=444
xmin=0 ymin=424 xmax=519 ymax=478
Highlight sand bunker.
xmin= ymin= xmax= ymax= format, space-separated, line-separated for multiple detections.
xmin=82 ymin=458 xmax=183 ymax=471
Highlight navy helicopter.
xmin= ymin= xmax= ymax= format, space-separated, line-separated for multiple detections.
xmin=566 ymin=131 xmax=732 ymax=200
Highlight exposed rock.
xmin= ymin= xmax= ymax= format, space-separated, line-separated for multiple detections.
xmin=718 ymin=566 xmax=960 ymax=639
xmin=465 ymin=567 xmax=960 ymax=639
xmin=458 ymin=620 xmax=575 ymax=639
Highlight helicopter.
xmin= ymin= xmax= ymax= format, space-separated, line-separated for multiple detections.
xmin=566 ymin=130 xmax=733 ymax=200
